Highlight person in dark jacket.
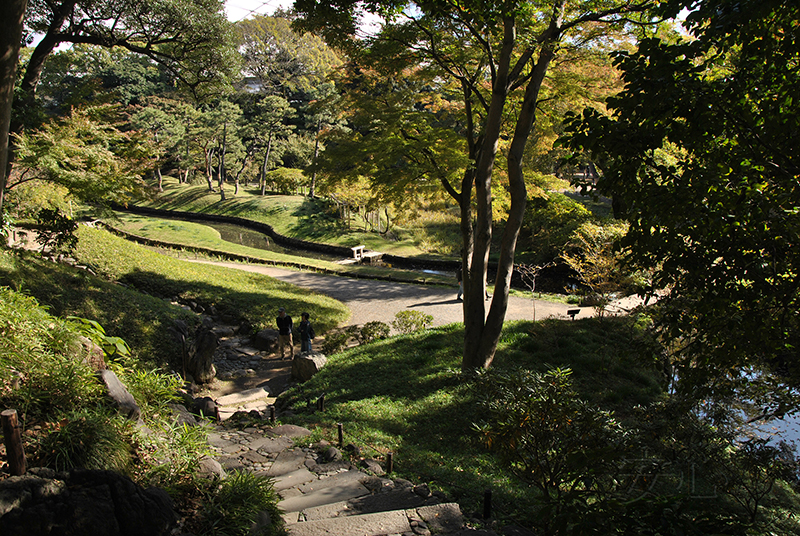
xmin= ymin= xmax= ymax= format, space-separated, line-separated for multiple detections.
xmin=299 ymin=312 xmax=315 ymax=353
xmin=276 ymin=307 xmax=294 ymax=359
xmin=456 ymin=266 xmax=463 ymax=301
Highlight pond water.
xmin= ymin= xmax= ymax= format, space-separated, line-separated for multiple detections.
xmin=203 ymin=221 xmax=342 ymax=263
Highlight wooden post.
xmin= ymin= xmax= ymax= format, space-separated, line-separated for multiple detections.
xmin=386 ymin=452 xmax=393 ymax=474
xmin=483 ymin=488 xmax=492 ymax=519
xmin=337 ymin=423 xmax=343 ymax=447
xmin=2 ymin=409 xmax=26 ymax=476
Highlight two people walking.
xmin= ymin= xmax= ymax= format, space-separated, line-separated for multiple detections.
xmin=276 ymin=307 xmax=315 ymax=358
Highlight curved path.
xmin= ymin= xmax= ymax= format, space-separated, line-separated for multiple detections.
xmin=190 ymin=260 xmax=587 ymax=329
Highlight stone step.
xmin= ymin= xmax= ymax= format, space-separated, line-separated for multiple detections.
xmin=216 ymin=386 xmax=271 ymax=407
xmin=285 ymin=503 xmax=466 ymax=536
xmin=285 ymin=509 xmax=411 ymax=536
xmin=280 ymin=477 xmax=370 ymax=514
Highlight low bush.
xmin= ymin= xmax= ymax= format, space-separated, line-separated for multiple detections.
xmin=357 ymin=321 xmax=390 ymax=344
xmin=391 ymin=310 xmax=433 ymax=334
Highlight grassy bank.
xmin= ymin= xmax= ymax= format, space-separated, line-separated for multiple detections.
xmin=1 ymin=226 xmax=350 ymax=366
xmin=280 ymin=316 xmax=666 ymax=523
xmin=137 ymin=178 xmax=439 ymax=258
xmin=105 ymin=212 xmax=455 ymax=287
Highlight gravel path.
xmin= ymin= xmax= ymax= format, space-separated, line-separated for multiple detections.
xmin=190 ymin=260 xmax=579 ymax=329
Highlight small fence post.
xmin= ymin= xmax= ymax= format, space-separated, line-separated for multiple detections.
xmin=386 ymin=452 xmax=394 ymax=474
xmin=483 ymin=488 xmax=492 ymax=519
xmin=337 ymin=423 xmax=344 ymax=447
xmin=2 ymin=409 xmax=27 ymax=476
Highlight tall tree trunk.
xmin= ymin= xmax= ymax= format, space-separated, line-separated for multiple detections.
xmin=218 ymin=122 xmax=227 ymax=201
xmin=260 ymin=131 xmax=273 ymax=196
xmin=462 ymin=13 xmax=563 ymax=370
xmin=0 ymin=0 xmax=28 ymax=221
xmin=462 ymin=16 xmax=516 ymax=371
xmin=204 ymin=147 xmax=215 ymax=191
xmin=310 ymin=118 xmax=321 ymax=198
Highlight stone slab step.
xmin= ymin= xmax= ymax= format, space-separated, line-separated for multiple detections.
xmin=216 ymin=387 xmax=270 ymax=406
xmin=273 ymin=468 xmax=316 ymax=491
xmin=280 ymin=479 xmax=370 ymax=513
xmin=267 ymin=449 xmax=308 ymax=477
xmin=285 ymin=509 xmax=411 ymax=536
xmin=297 ymin=469 xmax=365 ymax=494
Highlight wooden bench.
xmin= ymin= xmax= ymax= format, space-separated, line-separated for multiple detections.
xmin=351 ymin=245 xmax=365 ymax=259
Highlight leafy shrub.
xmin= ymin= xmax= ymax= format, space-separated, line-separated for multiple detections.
xmin=39 ymin=407 xmax=132 ymax=473
xmin=35 ymin=207 xmax=78 ymax=252
xmin=200 ymin=470 xmax=283 ymax=536
xmin=67 ymin=315 xmax=132 ymax=360
xmin=0 ymin=287 xmax=103 ymax=416
xmin=520 ymin=192 xmax=592 ymax=264
xmin=121 ymin=367 xmax=182 ymax=414
xmin=391 ymin=310 xmax=433 ymax=334
xmin=321 ymin=330 xmax=351 ymax=355
xmin=265 ymin=167 xmax=305 ymax=195
xmin=561 ymin=221 xmax=631 ymax=316
xmin=358 ymin=321 xmax=390 ymax=344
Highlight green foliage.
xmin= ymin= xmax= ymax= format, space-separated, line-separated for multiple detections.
xmin=67 ymin=315 xmax=132 ymax=360
xmin=562 ymin=0 xmax=800 ymax=402
xmin=200 ymin=470 xmax=283 ymax=536
xmin=0 ymin=287 xmax=104 ymax=417
xmin=391 ymin=310 xmax=433 ymax=334
xmin=39 ymin=407 xmax=132 ymax=473
xmin=475 ymin=368 xmax=627 ymax=502
xmin=14 ymin=105 xmax=153 ymax=207
xmin=520 ymin=192 xmax=592 ymax=265
xmin=137 ymin=420 xmax=211 ymax=491
xmin=265 ymin=167 xmax=306 ymax=195
xmin=120 ymin=367 xmax=182 ymax=414
xmin=321 ymin=329 xmax=351 ymax=355
xmin=357 ymin=321 xmax=390 ymax=344
xmin=0 ymin=211 xmax=13 ymax=241
xmin=561 ymin=221 xmax=633 ymax=315
xmin=34 ymin=208 xmax=78 ymax=253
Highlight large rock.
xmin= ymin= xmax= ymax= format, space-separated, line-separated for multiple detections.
xmin=98 ymin=370 xmax=140 ymax=420
xmin=291 ymin=353 xmax=327 ymax=382
xmin=188 ymin=319 xmax=218 ymax=384
xmin=0 ymin=468 xmax=177 ymax=536
xmin=253 ymin=328 xmax=278 ymax=352
xmin=77 ymin=336 xmax=106 ymax=371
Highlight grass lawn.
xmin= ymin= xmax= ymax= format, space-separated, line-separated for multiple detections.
xmin=138 ymin=178 xmax=435 ymax=258
xmin=106 ymin=212 xmax=455 ymax=287
xmin=279 ymin=315 xmax=666 ymax=526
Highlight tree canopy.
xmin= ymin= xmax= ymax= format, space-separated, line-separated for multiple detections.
xmin=563 ymin=0 xmax=800 ymax=410
xmin=294 ymin=0 xmax=658 ymax=370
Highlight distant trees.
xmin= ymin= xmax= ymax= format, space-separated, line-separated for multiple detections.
xmin=2 ymin=0 xmax=238 ymax=217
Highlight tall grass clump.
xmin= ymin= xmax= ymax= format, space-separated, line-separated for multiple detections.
xmin=0 ymin=286 xmax=103 ymax=417
xmin=199 ymin=470 xmax=283 ymax=536
xmin=38 ymin=407 xmax=133 ymax=473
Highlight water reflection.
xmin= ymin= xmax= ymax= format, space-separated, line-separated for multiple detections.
xmin=204 ymin=221 xmax=340 ymax=262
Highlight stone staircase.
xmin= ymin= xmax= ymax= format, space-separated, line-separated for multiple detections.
xmin=204 ymin=421 xmax=493 ymax=536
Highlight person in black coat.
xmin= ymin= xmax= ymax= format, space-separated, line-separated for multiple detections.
xmin=276 ymin=307 xmax=294 ymax=359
